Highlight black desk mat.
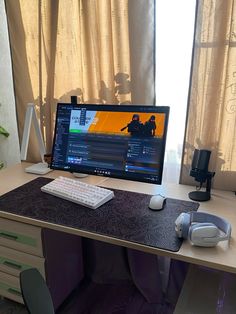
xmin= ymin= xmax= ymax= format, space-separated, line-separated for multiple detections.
xmin=0 ymin=177 xmax=199 ymax=252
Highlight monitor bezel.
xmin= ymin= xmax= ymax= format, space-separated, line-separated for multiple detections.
xmin=51 ymin=103 xmax=169 ymax=185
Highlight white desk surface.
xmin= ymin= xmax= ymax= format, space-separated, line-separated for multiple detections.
xmin=0 ymin=163 xmax=236 ymax=274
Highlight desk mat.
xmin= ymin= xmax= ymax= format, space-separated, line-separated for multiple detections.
xmin=0 ymin=177 xmax=199 ymax=252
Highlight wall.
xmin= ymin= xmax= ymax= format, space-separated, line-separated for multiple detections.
xmin=0 ymin=0 xmax=20 ymax=167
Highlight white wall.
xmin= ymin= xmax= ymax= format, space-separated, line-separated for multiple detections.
xmin=0 ymin=0 xmax=20 ymax=167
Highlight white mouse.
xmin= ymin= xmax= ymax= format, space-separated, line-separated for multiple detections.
xmin=149 ymin=194 xmax=166 ymax=211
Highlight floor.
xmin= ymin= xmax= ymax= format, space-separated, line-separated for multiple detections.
xmin=0 ymin=282 xmax=173 ymax=314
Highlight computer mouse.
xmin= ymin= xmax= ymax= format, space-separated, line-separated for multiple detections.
xmin=149 ymin=194 xmax=166 ymax=211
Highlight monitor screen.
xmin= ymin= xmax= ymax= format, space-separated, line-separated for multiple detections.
xmin=51 ymin=104 xmax=169 ymax=184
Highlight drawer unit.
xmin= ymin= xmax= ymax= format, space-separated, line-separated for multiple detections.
xmin=0 ymin=245 xmax=45 ymax=278
xmin=0 ymin=219 xmax=84 ymax=310
xmin=0 ymin=271 xmax=23 ymax=304
xmin=0 ymin=218 xmax=43 ymax=257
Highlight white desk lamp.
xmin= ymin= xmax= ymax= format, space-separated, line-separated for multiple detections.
xmin=20 ymin=103 xmax=52 ymax=175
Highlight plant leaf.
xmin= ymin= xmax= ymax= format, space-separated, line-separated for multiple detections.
xmin=0 ymin=126 xmax=10 ymax=137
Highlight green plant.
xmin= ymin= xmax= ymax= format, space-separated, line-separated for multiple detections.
xmin=0 ymin=125 xmax=10 ymax=137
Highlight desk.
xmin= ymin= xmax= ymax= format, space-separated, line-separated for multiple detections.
xmin=0 ymin=163 xmax=235 ymax=274
xmin=1 ymin=163 xmax=236 ymax=312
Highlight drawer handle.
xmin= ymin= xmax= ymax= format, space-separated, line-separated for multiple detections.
xmin=8 ymin=288 xmax=21 ymax=296
xmin=0 ymin=232 xmax=18 ymax=241
xmin=3 ymin=260 xmax=22 ymax=270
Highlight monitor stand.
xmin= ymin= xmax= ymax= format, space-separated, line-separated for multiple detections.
xmin=72 ymin=172 xmax=88 ymax=178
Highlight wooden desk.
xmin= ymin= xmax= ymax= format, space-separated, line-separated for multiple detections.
xmin=0 ymin=163 xmax=236 ymax=274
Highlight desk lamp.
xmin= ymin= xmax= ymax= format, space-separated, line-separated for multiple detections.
xmin=188 ymin=149 xmax=215 ymax=201
xmin=20 ymin=103 xmax=52 ymax=175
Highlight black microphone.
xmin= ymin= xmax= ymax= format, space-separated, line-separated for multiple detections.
xmin=190 ymin=149 xmax=211 ymax=184
xmin=189 ymin=149 xmax=215 ymax=201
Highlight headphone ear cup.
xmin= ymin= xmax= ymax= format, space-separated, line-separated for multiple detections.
xmin=189 ymin=223 xmax=205 ymax=240
xmin=189 ymin=223 xmax=220 ymax=246
xmin=181 ymin=213 xmax=191 ymax=239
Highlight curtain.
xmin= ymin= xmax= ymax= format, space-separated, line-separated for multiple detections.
xmin=0 ymin=0 xmax=20 ymax=169
xmin=180 ymin=0 xmax=236 ymax=191
xmin=5 ymin=0 xmax=155 ymax=162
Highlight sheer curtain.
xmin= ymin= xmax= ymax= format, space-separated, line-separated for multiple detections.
xmin=5 ymin=0 xmax=155 ymax=161
xmin=180 ymin=0 xmax=236 ymax=191
xmin=0 ymin=0 xmax=20 ymax=168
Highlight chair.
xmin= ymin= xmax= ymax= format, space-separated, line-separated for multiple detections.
xmin=20 ymin=268 xmax=55 ymax=314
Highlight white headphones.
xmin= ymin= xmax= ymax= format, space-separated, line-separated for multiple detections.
xmin=175 ymin=212 xmax=231 ymax=247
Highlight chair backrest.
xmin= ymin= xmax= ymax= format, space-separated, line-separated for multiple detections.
xmin=20 ymin=268 xmax=55 ymax=314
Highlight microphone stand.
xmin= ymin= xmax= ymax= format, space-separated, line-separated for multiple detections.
xmin=189 ymin=172 xmax=215 ymax=202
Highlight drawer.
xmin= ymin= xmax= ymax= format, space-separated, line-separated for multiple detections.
xmin=0 ymin=245 xmax=45 ymax=278
xmin=0 ymin=271 xmax=23 ymax=304
xmin=0 ymin=218 xmax=43 ymax=257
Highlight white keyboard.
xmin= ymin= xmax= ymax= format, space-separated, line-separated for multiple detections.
xmin=41 ymin=176 xmax=114 ymax=209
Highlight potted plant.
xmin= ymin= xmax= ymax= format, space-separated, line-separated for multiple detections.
xmin=0 ymin=125 xmax=9 ymax=169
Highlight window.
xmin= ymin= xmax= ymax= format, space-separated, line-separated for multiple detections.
xmin=155 ymin=0 xmax=196 ymax=183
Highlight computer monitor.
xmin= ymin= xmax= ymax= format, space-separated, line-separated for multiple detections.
xmin=51 ymin=104 xmax=169 ymax=184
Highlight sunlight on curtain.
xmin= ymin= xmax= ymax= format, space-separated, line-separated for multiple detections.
xmin=53 ymin=0 xmax=131 ymax=105
xmin=180 ymin=0 xmax=236 ymax=191
xmin=5 ymin=0 xmax=135 ymax=161
xmin=0 ymin=0 xmax=20 ymax=168
xmin=6 ymin=0 xmax=155 ymax=162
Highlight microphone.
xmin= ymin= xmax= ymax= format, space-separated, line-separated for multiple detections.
xmin=190 ymin=149 xmax=211 ymax=184
xmin=189 ymin=149 xmax=215 ymax=201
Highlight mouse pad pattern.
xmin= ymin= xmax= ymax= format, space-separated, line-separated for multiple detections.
xmin=0 ymin=177 xmax=199 ymax=252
